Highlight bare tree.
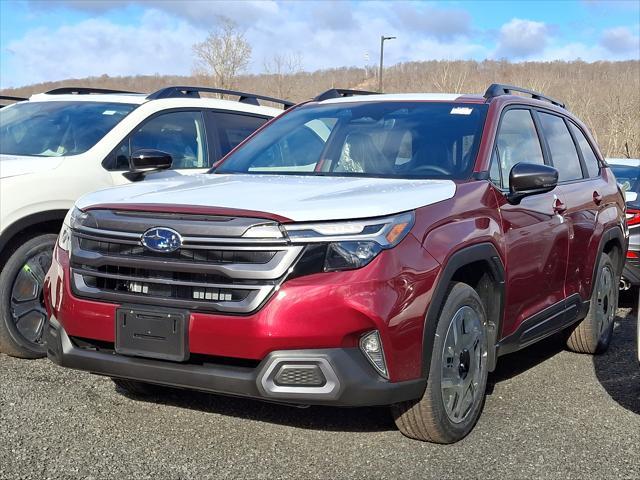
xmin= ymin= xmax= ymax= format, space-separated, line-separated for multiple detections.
xmin=4 ymin=59 xmax=638 ymax=158
xmin=192 ymin=16 xmax=252 ymax=90
xmin=263 ymin=52 xmax=303 ymax=99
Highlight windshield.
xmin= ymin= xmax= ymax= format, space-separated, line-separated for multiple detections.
xmin=215 ymin=102 xmax=488 ymax=179
xmin=0 ymin=101 xmax=136 ymax=157
xmin=610 ymin=164 xmax=640 ymax=193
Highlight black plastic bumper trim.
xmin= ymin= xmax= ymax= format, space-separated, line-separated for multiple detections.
xmin=46 ymin=318 xmax=426 ymax=407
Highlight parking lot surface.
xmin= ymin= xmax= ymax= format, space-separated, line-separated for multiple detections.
xmin=1 ymin=305 xmax=639 ymax=480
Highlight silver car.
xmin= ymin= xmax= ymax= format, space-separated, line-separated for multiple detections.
xmin=607 ymin=158 xmax=640 ymax=363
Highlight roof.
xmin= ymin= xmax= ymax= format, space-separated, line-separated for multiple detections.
xmin=25 ymin=92 xmax=283 ymax=117
xmin=29 ymin=92 xmax=147 ymax=104
xmin=606 ymin=158 xmax=640 ymax=167
xmin=317 ymin=93 xmax=485 ymax=104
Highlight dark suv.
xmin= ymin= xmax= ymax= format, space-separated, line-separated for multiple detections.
xmin=44 ymin=84 xmax=627 ymax=443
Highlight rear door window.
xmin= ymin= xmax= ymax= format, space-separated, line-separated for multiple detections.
xmin=538 ymin=112 xmax=583 ymax=182
xmin=569 ymin=123 xmax=600 ymax=178
xmin=208 ymin=112 xmax=268 ymax=158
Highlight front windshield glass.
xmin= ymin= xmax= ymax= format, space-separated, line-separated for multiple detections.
xmin=610 ymin=164 xmax=640 ymax=193
xmin=0 ymin=101 xmax=136 ymax=157
xmin=215 ymin=101 xmax=488 ymax=179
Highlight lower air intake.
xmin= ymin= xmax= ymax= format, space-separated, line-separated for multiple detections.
xmin=273 ymin=364 xmax=326 ymax=387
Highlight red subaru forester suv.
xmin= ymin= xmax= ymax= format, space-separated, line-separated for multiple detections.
xmin=44 ymin=84 xmax=627 ymax=443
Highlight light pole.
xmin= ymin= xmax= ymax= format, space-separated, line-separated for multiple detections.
xmin=378 ymin=35 xmax=396 ymax=92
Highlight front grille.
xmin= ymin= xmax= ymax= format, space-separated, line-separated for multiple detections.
xmin=70 ymin=210 xmax=303 ymax=314
xmin=78 ymin=238 xmax=277 ymax=264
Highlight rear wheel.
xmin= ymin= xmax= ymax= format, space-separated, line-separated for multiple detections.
xmin=566 ymin=252 xmax=618 ymax=354
xmin=392 ymin=282 xmax=489 ymax=443
xmin=0 ymin=234 xmax=57 ymax=358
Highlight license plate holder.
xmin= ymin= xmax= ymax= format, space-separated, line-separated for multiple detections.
xmin=115 ymin=306 xmax=189 ymax=362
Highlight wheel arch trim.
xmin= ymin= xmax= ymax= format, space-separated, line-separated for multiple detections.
xmin=0 ymin=210 xmax=68 ymax=255
xmin=421 ymin=242 xmax=505 ymax=377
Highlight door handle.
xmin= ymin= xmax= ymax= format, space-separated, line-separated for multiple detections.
xmin=593 ymin=191 xmax=603 ymax=205
xmin=553 ymin=198 xmax=567 ymax=214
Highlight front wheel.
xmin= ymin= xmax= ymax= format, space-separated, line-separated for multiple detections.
xmin=392 ymin=282 xmax=489 ymax=443
xmin=0 ymin=234 xmax=57 ymax=358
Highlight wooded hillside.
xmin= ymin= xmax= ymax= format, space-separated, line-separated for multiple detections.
xmin=2 ymin=60 xmax=638 ymax=158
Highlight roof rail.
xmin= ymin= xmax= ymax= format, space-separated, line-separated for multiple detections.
xmin=0 ymin=95 xmax=28 ymax=103
xmin=313 ymin=88 xmax=379 ymax=102
xmin=45 ymin=87 xmax=142 ymax=95
xmin=146 ymin=86 xmax=295 ymax=109
xmin=484 ymin=83 xmax=565 ymax=109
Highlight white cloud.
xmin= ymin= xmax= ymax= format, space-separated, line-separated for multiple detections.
xmin=3 ymin=2 xmax=638 ymax=88
xmin=494 ymin=18 xmax=550 ymax=59
xmin=2 ymin=10 xmax=206 ymax=88
xmin=600 ymin=26 xmax=640 ymax=54
xmin=390 ymin=3 xmax=472 ymax=40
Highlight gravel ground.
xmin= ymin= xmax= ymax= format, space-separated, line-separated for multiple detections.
xmin=1 ymin=302 xmax=639 ymax=480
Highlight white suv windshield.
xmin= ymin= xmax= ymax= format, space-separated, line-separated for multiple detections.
xmin=0 ymin=101 xmax=136 ymax=157
xmin=215 ymin=102 xmax=488 ymax=179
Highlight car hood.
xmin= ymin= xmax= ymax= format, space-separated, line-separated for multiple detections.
xmin=0 ymin=154 xmax=65 ymax=179
xmin=77 ymin=173 xmax=457 ymax=222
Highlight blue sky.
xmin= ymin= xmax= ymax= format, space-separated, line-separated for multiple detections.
xmin=1 ymin=0 xmax=639 ymax=88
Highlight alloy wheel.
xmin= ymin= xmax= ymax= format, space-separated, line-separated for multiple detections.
xmin=440 ymin=305 xmax=487 ymax=424
xmin=9 ymin=250 xmax=52 ymax=346
xmin=595 ymin=264 xmax=616 ymax=335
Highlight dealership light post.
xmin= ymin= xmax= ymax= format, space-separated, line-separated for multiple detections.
xmin=378 ymin=35 xmax=396 ymax=92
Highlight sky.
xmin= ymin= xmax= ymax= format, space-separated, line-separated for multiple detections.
xmin=1 ymin=0 xmax=639 ymax=89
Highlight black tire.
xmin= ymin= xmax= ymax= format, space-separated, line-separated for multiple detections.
xmin=392 ymin=282 xmax=489 ymax=443
xmin=0 ymin=234 xmax=57 ymax=358
xmin=566 ymin=252 xmax=618 ymax=354
xmin=112 ymin=378 xmax=166 ymax=396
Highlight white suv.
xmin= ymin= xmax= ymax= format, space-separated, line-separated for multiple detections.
xmin=0 ymin=86 xmax=290 ymax=358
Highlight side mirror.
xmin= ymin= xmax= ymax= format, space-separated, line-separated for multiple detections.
xmin=507 ymin=162 xmax=558 ymax=204
xmin=124 ymin=149 xmax=172 ymax=181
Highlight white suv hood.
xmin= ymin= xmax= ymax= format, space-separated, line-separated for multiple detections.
xmin=77 ymin=173 xmax=456 ymax=222
xmin=0 ymin=154 xmax=65 ymax=179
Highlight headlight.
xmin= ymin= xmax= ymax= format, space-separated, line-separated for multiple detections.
xmin=58 ymin=207 xmax=86 ymax=252
xmin=324 ymin=241 xmax=382 ymax=271
xmin=285 ymin=212 xmax=414 ymax=273
xmin=283 ymin=211 xmax=414 ymax=247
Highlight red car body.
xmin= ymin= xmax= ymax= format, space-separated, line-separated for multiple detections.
xmin=44 ymin=89 xmax=627 ymax=413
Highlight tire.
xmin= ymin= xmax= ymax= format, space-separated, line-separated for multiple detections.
xmin=112 ymin=378 xmax=166 ymax=396
xmin=392 ymin=282 xmax=489 ymax=444
xmin=0 ymin=234 xmax=57 ymax=358
xmin=566 ymin=252 xmax=618 ymax=354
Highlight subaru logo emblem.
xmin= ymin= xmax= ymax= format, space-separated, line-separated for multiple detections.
xmin=141 ymin=227 xmax=182 ymax=253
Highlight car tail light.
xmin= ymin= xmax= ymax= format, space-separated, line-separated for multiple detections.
xmin=626 ymin=208 xmax=640 ymax=226
xmin=627 ymin=250 xmax=639 ymax=259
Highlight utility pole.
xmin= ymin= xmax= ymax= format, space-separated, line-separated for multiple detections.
xmin=378 ymin=35 xmax=396 ymax=92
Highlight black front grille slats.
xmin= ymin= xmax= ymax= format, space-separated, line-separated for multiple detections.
xmin=78 ymin=238 xmax=277 ymax=264
xmin=69 ymin=210 xmax=303 ymax=314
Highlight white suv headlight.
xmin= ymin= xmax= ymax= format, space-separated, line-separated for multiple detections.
xmin=58 ymin=207 xmax=86 ymax=252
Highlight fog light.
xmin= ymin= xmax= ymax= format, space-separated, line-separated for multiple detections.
xmin=359 ymin=330 xmax=388 ymax=378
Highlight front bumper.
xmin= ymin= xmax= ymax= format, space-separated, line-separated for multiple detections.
xmin=46 ymin=317 xmax=425 ymax=406
xmin=45 ymin=236 xmax=441 ymax=382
